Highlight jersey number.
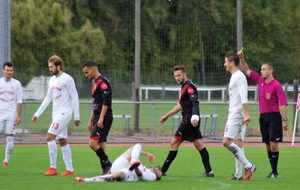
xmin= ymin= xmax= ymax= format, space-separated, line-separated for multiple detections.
xmin=51 ymin=122 xmax=60 ymax=130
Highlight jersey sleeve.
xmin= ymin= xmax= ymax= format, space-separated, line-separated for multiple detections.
xmin=140 ymin=171 xmax=157 ymax=181
xmin=187 ymin=85 xmax=200 ymax=116
xmin=66 ymin=77 xmax=80 ymax=120
xmin=34 ymin=86 xmax=52 ymax=118
xmin=276 ymin=83 xmax=288 ymax=106
xmin=249 ymin=71 xmax=262 ymax=84
xmin=237 ymin=74 xmax=248 ymax=104
xmin=101 ymin=80 xmax=112 ymax=106
xmin=16 ymin=80 xmax=23 ymax=104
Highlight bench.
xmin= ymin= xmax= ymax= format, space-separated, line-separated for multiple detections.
xmin=171 ymin=114 xmax=219 ymax=138
xmin=113 ymin=114 xmax=131 ymax=135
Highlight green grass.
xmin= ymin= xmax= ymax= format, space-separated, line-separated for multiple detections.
xmin=21 ymin=101 xmax=297 ymax=136
xmin=0 ymin=145 xmax=299 ymax=190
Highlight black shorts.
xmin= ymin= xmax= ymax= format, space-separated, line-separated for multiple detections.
xmin=90 ymin=115 xmax=113 ymax=143
xmin=174 ymin=121 xmax=202 ymax=142
xmin=259 ymin=112 xmax=283 ymax=143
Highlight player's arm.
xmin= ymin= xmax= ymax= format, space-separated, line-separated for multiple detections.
xmin=67 ymin=77 xmax=80 ymax=126
xmin=98 ymin=105 xmax=108 ymax=128
xmin=188 ymin=86 xmax=200 ymax=126
xmin=237 ymin=50 xmax=251 ymax=76
xmin=31 ymin=87 xmax=52 ymax=121
xmin=159 ymin=103 xmax=181 ymax=124
xmin=140 ymin=151 xmax=156 ymax=163
xmin=87 ymin=111 xmax=94 ymax=133
xmin=280 ymin=105 xmax=288 ymax=130
xmin=238 ymin=75 xmax=250 ymax=125
xmin=242 ymin=103 xmax=250 ymax=126
xmin=15 ymin=103 xmax=22 ymax=125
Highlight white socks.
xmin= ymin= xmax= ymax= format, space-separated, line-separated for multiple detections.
xmin=48 ymin=140 xmax=58 ymax=169
xmin=235 ymin=148 xmax=244 ymax=178
xmin=4 ymin=136 xmax=14 ymax=163
xmin=130 ymin=143 xmax=142 ymax=163
xmin=61 ymin=144 xmax=74 ymax=172
xmin=228 ymin=143 xmax=252 ymax=169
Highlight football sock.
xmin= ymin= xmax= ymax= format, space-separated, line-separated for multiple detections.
xmin=4 ymin=136 xmax=14 ymax=163
xmin=130 ymin=143 xmax=142 ymax=163
xmin=235 ymin=148 xmax=244 ymax=178
xmin=228 ymin=142 xmax=252 ymax=168
xmin=61 ymin=144 xmax=74 ymax=172
xmin=199 ymin=147 xmax=212 ymax=173
xmin=47 ymin=140 xmax=57 ymax=169
xmin=161 ymin=150 xmax=178 ymax=173
xmin=267 ymin=151 xmax=273 ymax=172
xmin=271 ymin=151 xmax=279 ymax=174
xmin=95 ymin=147 xmax=111 ymax=169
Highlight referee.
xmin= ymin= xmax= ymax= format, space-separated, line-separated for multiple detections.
xmin=238 ymin=51 xmax=288 ymax=178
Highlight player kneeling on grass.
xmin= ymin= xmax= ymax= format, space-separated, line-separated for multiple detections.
xmin=75 ymin=143 xmax=162 ymax=182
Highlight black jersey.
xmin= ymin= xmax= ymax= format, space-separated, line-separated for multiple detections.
xmin=91 ymin=76 xmax=113 ymax=116
xmin=179 ymin=80 xmax=199 ymax=123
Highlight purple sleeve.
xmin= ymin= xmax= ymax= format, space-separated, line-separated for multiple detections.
xmin=249 ymin=71 xmax=262 ymax=84
xmin=276 ymin=83 xmax=288 ymax=106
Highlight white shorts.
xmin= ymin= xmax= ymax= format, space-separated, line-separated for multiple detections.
xmin=48 ymin=114 xmax=71 ymax=139
xmin=0 ymin=120 xmax=16 ymax=135
xmin=223 ymin=111 xmax=246 ymax=140
xmin=111 ymin=155 xmax=130 ymax=173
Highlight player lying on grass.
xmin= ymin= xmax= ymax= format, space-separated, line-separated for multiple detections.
xmin=75 ymin=143 xmax=162 ymax=182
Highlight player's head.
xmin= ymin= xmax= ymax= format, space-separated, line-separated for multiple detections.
xmin=82 ymin=60 xmax=99 ymax=80
xmin=48 ymin=55 xmax=63 ymax=76
xmin=3 ymin=62 xmax=14 ymax=80
xmin=173 ymin=65 xmax=187 ymax=85
xmin=224 ymin=53 xmax=239 ymax=72
xmin=261 ymin=62 xmax=274 ymax=79
xmin=151 ymin=166 xmax=162 ymax=181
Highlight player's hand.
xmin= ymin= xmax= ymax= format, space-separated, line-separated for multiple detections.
xmin=31 ymin=115 xmax=38 ymax=122
xmin=74 ymin=120 xmax=81 ymax=126
xmin=244 ymin=114 xmax=250 ymax=126
xmin=191 ymin=120 xmax=198 ymax=127
xmin=159 ymin=115 xmax=168 ymax=124
xmin=87 ymin=121 xmax=93 ymax=133
xmin=15 ymin=115 xmax=21 ymax=125
xmin=283 ymin=121 xmax=288 ymax=131
xmin=147 ymin=153 xmax=156 ymax=163
xmin=237 ymin=47 xmax=244 ymax=59
xmin=97 ymin=117 xmax=104 ymax=128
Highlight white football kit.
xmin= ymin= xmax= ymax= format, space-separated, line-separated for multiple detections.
xmin=224 ymin=70 xmax=248 ymax=140
xmin=111 ymin=155 xmax=157 ymax=181
xmin=0 ymin=77 xmax=23 ymax=134
xmin=34 ymin=73 xmax=80 ymax=139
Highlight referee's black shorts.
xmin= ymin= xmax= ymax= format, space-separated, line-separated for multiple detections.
xmin=259 ymin=112 xmax=283 ymax=143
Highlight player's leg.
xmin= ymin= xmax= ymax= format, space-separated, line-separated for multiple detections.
xmin=193 ymin=138 xmax=213 ymax=177
xmin=231 ymin=139 xmax=244 ymax=180
xmin=89 ymin=115 xmax=112 ymax=174
xmin=267 ymin=113 xmax=282 ymax=178
xmin=160 ymin=137 xmax=182 ymax=175
xmin=2 ymin=120 xmax=15 ymax=167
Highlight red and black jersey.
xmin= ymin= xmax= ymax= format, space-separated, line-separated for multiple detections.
xmin=91 ymin=75 xmax=113 ymax=116
xmin=179 ymin=80 xmax=199 ymax=123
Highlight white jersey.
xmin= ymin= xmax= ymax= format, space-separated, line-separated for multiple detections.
xmin=0 ymin=77 xmax=23 ymax=121
xmin=121 ymin=164 xmax=157 ymax=182
xmin=228 ymin=70 xmax=248 ymax=112
xmin=34 ymin=73 xmax=80 ymax=120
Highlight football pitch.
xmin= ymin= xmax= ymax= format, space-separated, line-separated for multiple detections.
xmin=0 ymin=145 xmax=299 ymax=190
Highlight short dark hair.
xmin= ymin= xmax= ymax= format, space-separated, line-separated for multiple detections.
xmin=173 ymin=65 xmax=186 ymax=73
xmin=3 ymin=62 xmax=13 ymax=69
xmin=48 ymin=55 xmax=63 ymax=70
xmin=263 ymin=62 xmax=274 ymax=70
xmin=225 ymin=53 xmax=239 ymax=66
xmin=82 ymin=60 xmax=98 ymax=68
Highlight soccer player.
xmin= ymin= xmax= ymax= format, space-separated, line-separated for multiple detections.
xmin=32 ymin=55 xmax=80 ymax=176
xmin=223 ymin=53 xmax=256 ymax=181
xmin=159 ymin=65 xmax=213 ymax=177
xmin=82 ymin=60 xmax=113 ymax=174
xmin=238 ymin=50 xmax=288 ymax=178
xmin=0 ymin=62 xmax=23 ymax=167
xmin=74 ymin=143 xmax=162 ymax=182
